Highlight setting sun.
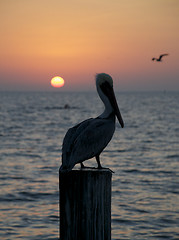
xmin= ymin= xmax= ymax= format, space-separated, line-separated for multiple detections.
xmin=51 ymin=76 xmax=65 ymax=88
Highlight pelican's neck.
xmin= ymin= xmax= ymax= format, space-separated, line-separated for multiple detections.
xmin=97 ymin=84 xmax=114 ymax=119
xmin=99 ymin=108 xmax=114 ymax=119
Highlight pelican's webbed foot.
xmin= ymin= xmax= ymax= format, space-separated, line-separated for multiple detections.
xmin=80 ymin=163 xmax=97 ymax=170
xmin=96 ymin=155 xmax=114 ymax=173
xmin=97 ymin=166 xmax=114 ymax=173
xmin=80 ymin=163 xmax=114 ymax=173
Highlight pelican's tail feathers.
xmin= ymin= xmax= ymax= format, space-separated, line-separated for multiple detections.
xmin=59 ymin=153 xmax=74 ymax=173
xmin=59 ymin=165 xmax=71 ymax=173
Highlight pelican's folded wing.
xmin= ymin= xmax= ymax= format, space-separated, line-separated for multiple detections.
xmin=60 ymin=118 xmax=93 ymax=170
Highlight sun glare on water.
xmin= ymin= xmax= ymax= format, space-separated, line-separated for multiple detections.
xmin=51 ymin=76 xmax=65 ymax=88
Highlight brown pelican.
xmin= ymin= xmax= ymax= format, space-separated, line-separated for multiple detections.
xmin=59 ymin=73 xmax=124 ymax=172
xmin=152 ymin=54 xmax=169 ymax=62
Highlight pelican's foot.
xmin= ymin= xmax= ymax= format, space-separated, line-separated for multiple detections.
xmin=80 ymin=163 xmax=114 ymax=173
xmin=97 ymin=166 xmax=115 ymax=173
xmin=80 ymin=163 xmax=96 ymax=170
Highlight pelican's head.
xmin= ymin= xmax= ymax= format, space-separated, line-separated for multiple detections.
xmin=96 ymin=73 xmax=124 ymax=128
xmin=96 ymin=73 xmax=113 ymax=88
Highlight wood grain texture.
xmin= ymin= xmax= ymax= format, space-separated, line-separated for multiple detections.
xmin=59 ymin=169 xmax=112 ymax=240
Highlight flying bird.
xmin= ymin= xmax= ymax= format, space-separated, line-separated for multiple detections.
xmin=152 ymin=54 xmax=169 ymax=62
xmin=60 ymin=73 xmax=124 ymax=172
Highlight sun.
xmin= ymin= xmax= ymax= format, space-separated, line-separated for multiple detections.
xmin=51 ymin=76 xmax=65 ymax=88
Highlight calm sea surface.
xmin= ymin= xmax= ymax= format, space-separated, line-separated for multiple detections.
xmin=0 ymin=91 xmax=178 ymax=240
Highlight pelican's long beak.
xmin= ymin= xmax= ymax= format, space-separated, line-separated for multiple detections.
xmin=102 ymin=82 xmax=124 ymax=128
xmin=109 ymin=88 xmax=124 ymax=128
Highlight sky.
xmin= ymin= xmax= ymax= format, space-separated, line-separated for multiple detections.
xmin=0 ymin=0 xmax=179 ymax=91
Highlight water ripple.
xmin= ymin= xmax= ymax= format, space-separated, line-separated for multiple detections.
xmin=0 ymin=91 xmax=178 ymax=240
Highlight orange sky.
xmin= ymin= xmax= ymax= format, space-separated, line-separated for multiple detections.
xmin=0 ymin=0 xmax=179 ymax=91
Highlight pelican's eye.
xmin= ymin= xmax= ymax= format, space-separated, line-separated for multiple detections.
xmin=100 ymin=81 xmax=113 ymax=96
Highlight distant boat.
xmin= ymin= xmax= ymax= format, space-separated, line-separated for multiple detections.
xmin=152 ymin=54 xmax=169 ymax=62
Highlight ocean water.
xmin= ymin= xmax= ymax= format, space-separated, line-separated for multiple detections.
xmin=0 ymin=91 xmax=178 ymax=240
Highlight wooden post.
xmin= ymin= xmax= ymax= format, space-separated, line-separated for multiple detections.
xmin=59 ymin=169 xmax=112 ymax=240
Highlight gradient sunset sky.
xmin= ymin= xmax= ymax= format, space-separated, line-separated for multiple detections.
xmin=0 ymin=0 xmax=179 ymax=91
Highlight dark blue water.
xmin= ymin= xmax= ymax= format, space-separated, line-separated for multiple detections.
xmin=0 ymin=91 xmax=178 ymax=239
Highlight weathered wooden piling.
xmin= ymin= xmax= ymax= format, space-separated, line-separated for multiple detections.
xmin=59 ymin=169 xmax=112 ymax=240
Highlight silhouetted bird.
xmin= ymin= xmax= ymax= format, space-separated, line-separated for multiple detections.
xmin=152 ymin=54 xmax=169 ymax=62
xmin=60 ymin=73 xmax=124 ymax=172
